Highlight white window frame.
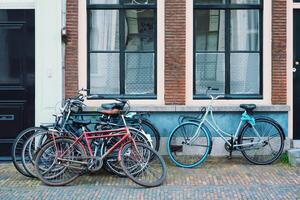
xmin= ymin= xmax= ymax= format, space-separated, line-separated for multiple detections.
xmin=78 ymin=0 xmax=165 ymax=106
xmin=186 ymin=0 xmax=272 ymax=106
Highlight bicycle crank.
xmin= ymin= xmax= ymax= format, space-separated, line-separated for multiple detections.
xmin=88 ymin=157 xmax=103 ymax=172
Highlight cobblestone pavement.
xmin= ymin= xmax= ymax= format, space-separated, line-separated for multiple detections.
xmin=0 ymin=157 xmax=299 ymax=200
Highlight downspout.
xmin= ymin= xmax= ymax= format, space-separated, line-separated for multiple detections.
xmin=61 ymin=0 xmax=67 ymax=101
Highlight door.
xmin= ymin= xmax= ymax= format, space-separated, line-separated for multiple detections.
xmin=0 ymin=10 xmax=35 ymax=159
xmin=294 ymin=10 xmax=300 ymax=140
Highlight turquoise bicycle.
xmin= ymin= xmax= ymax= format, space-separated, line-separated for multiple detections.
xmin=167 ymin=87 xmax=285 ymax=168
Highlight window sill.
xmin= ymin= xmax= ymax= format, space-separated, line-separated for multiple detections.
xmin=83 ymin=105 xmax=290 ymax=112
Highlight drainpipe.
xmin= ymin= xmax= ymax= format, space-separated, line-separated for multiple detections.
xmin=61 ymin=0 xmax=67 ymax=101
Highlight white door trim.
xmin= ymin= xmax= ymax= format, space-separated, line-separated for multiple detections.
xmin=0 ymin=0 xmax=34 ymax=9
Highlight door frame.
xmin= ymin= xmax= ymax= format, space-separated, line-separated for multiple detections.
xmin=0 ymin=0 xmax=64 ymax=159
xmin=287 ymin=0 xmax=300 ymax=143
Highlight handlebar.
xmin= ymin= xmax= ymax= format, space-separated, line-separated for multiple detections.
xmin=206 ymin=86 xmax=224 ymax=100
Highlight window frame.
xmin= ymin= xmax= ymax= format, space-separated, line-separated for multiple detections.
xmin=193 ymin=0 xmax=264 ymax=99
xmin=86 ymin=0 xmax=157 ymax=99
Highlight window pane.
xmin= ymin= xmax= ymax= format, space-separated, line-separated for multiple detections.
xmin=89 ymin=0 xmax=119 ymax=4
xmin=231 ymin=10 xmax=260 ymax=51
xmin=125 ymin=53 xmax=154 ymax=95
xmin=195 ymin=10 xmax=225 ymax=51
xmin=90 ymin=53 xmax=120 ymax=94
xmin=194 ymin=0 xmax=225 ymax=4
xmin=125 ymin=9 xmax=154 ymax=51
xmin=89 ymin=10 xmax=119 ymax=51
xmin=124 ymin=0 xmax=156 ymax=4
xmin=0 ymin=26 xmax=24 ymax=84
xmin=230 ymin=53 xmax=259 ymax=94
xmin=231 ymin=0 xmax=260 ymax=4
xmin=195 ymin=53 xmax=225 ymax=95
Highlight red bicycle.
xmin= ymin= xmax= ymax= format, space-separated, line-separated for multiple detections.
xmin=34 ymin=114 xmax=167 ymax=187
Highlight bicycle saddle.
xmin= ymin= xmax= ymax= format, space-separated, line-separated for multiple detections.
xmin=101 ymin=103 xmax=124 ymax=110
xmin=98 ymin=108 xmax=120 ymax=115
xmin=240 ymin=104 xmax=256 ymax=112
xmin=72 ymin=119 xmax=91 ymax=126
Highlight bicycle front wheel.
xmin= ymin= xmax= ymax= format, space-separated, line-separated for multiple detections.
xmin=11 ymin=126 xmax=46 ymax=177
xmin=167 ymin=122 xmax=212 ymax=168
xmin=35 ymin=138 xmax=86 ymax=186
xmin=120 ymin=143 xmax=167 ymax=187
xmin=238 ymin=118 xmax=285 ymax=165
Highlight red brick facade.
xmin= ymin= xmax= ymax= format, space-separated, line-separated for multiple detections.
xmin=65 ymin=0 xmax=79 ymax=98
xmin=65 ymin=1 xmax=288 ymax=105
xmin=165 ymin=0 xmax=186 ymax=105
xmin=272 ymin=0 xmax=287 ymax=105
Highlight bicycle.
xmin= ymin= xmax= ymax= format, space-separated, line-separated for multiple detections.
xmin=97 ymin=104 xmax=160 ymax=152
xmin=34 ymin=114 xmax=167 ymax=187
xmin=19 ymin=92 xmax=152 ymax=178
xmin=167 ymin=87 xmax=285 ymax=168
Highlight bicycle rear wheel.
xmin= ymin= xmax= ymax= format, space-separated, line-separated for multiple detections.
xmin=167 ymin=122 xmax=212 ymax=168
xmin=120 ymin=142 xmax=167 ymax=187
xmin=139 ymin=119 xmax=160 ymax=152
xmin=11 ymin=127 xmax=46 ymax=177
xmin=238 ymin=118 xmax=285 ymax=165
xmin=35 ymin=138 xmax=86 ymax=186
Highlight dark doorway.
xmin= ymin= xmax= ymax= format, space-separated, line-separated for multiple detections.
xmin=0 ymin=10 xmax=35 ymax=159
xmin=294 ymin=10 xmax=300 ymax=140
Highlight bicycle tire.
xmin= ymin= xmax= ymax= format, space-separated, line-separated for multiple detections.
xmin=22 ymin=130 xmax=56 ymax=177
xmin=103 ymin=128 xmax=152 ymax=177
xmin=139 ymin=119 xmax=160 ymax=152
xmin=167 ymin=122 xmax=212 ymax=168
xmin=11 ymin=127 xmax=46 ymax=177
xmin=35 ymin=138 xmax=86 ymax=186
xmin=120 ymin=142 xmax=167 ymax=187
xmin=238 ymin=117 xmax=285 ymax=165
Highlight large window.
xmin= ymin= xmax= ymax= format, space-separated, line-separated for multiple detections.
xmin=87 ymin=0 xmax=156 ymax=98
xmin=194 ymin=0 xmax=262 ymax=99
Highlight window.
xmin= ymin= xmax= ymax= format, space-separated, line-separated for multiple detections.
xmin=87 ymin=0 xmax=157 ymax=98
xmin=194 ymin=0 xmax=262 ymax=99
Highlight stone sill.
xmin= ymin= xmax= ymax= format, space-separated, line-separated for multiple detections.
xmin=84 ymin=105 xmax=290 ymax=112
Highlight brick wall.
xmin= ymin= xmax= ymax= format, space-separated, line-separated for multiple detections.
xmin=65 ymin=0 xmax=79 ymax=98
xmin=165 ymin=0 xmax=186 ymax=105
xmin=272 ymin=0 xmax=287 ymax=105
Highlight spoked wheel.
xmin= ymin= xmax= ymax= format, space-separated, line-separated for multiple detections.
xmin=128 ymin=119 xmax=160 ymax=152
xmin=11 ymin=127 xmax=46 ymax=177
xmin=104 ymin=128 xmax=152 ymax=177
xmin=120 ymin=143 xmax=167 ymax=187
xmin=22 ymin=130 xmax=56 ymax=177
xmin=238 ymin=118 xmax=285 ymax=165
xmin=35 ymin=138 xmax=86 ymax=186
xmin=167 ymin=122 xmax=212 ymax=168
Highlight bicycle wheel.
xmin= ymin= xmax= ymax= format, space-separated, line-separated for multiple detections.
xmin=120 ymin=142 xmax=167 ymax=187
xmin=104 ymin=128 xmax=152 ymax=177
xmin=11 ymin=127 xmax=46 ymax=177
xmin=35 ymin=138 xmax=86 ymax=186
xmin=22 ymin=130 xmax=55 ymax=177
xmin=238 ymin=118 xmax=285 ymax=165
xmin=167 ymin=122 xmax=212 ymax=168
xmin=139 ymin=119 xmax=160 ymax=152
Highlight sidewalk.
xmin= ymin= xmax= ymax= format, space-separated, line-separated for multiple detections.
xmin=0 ymin=157 xmax=299 ymax=200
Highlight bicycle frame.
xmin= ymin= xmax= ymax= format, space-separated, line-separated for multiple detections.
xmin=55 ymin=115 xmax=137 ymax=165
xmin=193 ymin=97 xmax=264 ymax=148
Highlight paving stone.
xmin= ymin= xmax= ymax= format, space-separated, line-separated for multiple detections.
xmin=0 ymin=157 xmax=299 ymax=200
xmin=288 ymin=148 xmax=300 ymax=167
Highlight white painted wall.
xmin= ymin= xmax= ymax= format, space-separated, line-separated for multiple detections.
xmin=0 ymin=0 xmax=64 ymax=126
xmin=35 ymin=0 xmax=63 ymax=125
